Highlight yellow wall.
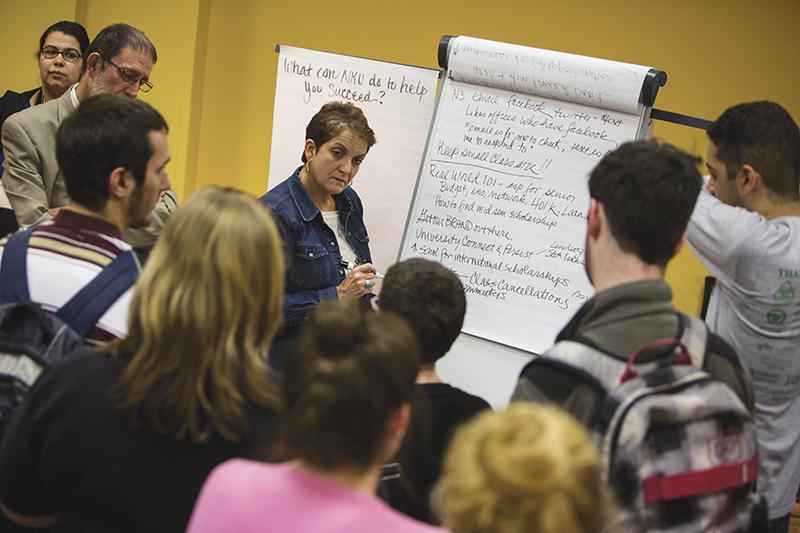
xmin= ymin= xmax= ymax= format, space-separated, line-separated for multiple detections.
xmin=3 ymin=0 xmax=799 ymax=316
xmin=1 ymin=1 xmax=78 ymax=90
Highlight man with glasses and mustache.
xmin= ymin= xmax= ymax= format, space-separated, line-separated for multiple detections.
xmin=1 ymin=23 xmax=177 ymax=259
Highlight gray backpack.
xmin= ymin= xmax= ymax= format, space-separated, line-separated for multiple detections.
xmin=542 ymin=313 xmax=761 ymax=532
xmin=0 ymin=229 xmax=138 ymax=441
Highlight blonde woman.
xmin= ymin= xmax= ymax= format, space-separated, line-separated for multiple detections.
xmin=0 ymin=186 xmax=284 ymax=532
xmin=435 ymin=403 xmax=615 ymax=533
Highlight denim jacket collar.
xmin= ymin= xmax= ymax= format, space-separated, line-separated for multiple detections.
xmin=287 ymin=168 xmax=319 ymax=223
xmin=287 ymin=167 xmax=355 ymax=222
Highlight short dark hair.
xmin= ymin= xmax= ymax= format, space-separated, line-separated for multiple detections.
xmin=379 ymin=258 xmax=466 ymax=364
xmin=37 ymin=20 xmax=90 ymax=56
xmin=707 ymin=101 xmax=800 ymax=199
xmin=56 ymin=94 xmax=168 ymax=211
xmin=588 ymin=140 xmax=702 ymax=267
xmin=83 ymin=23 xmax=157 ymax=74
xmin=282 ymin=300 xmax=419 ymax=469
xmin=301 ymin=101 xmax=376 ymax=162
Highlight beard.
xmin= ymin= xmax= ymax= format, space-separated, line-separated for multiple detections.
xmin=126 ymin=184 xmax=152 ymax=228
xmin=88 ymin=69 xmax=128 ymax=98
xmin=88 ymin=77 xmax=112 ymax=97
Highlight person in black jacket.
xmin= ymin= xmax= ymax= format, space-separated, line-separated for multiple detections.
xmin=0 ymin=20 xmax=89 ymax=237
xmin=1 ymin=21 xmax=89 ymax=160
xmin=378 ymin=258 xmax=491 ymax=524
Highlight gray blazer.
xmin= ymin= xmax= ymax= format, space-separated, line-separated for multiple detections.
xmin=1 ymin=90 xmax=177 ymax=249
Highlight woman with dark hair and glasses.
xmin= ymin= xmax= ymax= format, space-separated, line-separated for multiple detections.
xmin=0 ymin=20 xmax=89 ymax=236
xmin=0 ymin=20 xmax=89 ymax=141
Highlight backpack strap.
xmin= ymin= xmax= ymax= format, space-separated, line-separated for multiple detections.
xmin=543 ymin=340 xmax=627 ymax=391
xmin=55 ymin=250 xmax=139 ymax=338
xmin=677 ymin=312 xmax=709 ymax=368
xmin=545 ymin=314 xmax=708 ymax=390
xmin=0 ymin=229 xmax=33 ymax=304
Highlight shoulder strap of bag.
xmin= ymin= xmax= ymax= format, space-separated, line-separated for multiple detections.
xmin=537 ymin=312 xmax=709 ymax=391
xmin=677 ymin=312 xmax=709 ymax=367
xmin=55 ymin=250 xmax=139 ymax=337
xmin=543 ymin=340 xmax=627 ymax=391
xmin=0 ymin=229 xmax=33 ymax=304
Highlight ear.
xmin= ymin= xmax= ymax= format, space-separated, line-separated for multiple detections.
xmin=587 ymin=198 xmax=602 ymax=239
xmin=85 ymin=52 xmax=102 ymax=75
xmin=738 ymin=164 xmax=760 ymax=196
xmin=704 ymin=175 xmax=716 ymax=195
xmin=108 ymin=167 xmax=135 ymax=200
xmin=388 ymin=403 xmax=410 ymax=438
xmin=303 ymin=139 xmax=316 ymax=162
xmin=673 ymin=230 xmax=688 ymax=258
xmin=381 ymin=403 xmax=411 ymax=460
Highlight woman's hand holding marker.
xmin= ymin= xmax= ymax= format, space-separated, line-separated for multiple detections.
xmin=337 ymin=262 xmax=381 ymax=299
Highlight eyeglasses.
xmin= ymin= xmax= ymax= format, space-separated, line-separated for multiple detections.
xmin=100 ymin=55 xmax=154 ymax=93
xmin=39 ymin=46 xmax=82 ymax=63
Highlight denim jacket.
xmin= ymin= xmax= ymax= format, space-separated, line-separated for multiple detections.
xmin=260 ymin=167 xmax=371 ymax=329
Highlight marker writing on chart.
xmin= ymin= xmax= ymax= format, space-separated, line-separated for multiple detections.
xmin=339 ymin=260 xmax=385 ymax=279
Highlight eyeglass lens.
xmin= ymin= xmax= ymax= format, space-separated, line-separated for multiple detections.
xmin=41 ymin=47 xmax=81 ymax=63
xmin=103 ymin=56 xmax=153 ymax=92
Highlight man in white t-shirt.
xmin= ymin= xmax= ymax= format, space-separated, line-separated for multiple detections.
xmin=688 ymin=101 xmax=800 ymax=533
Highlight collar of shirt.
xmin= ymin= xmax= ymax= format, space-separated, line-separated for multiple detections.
xmin=52 ymin=208 xmax=124 ymax=241
xmin=69 ymin=83 xmax=80 ymax=109
xmin=287 ymin=167 xmax=354 ymax=223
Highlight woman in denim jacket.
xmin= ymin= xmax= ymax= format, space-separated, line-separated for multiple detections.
xmin=261 ymin=102 xmax=379 ymax=370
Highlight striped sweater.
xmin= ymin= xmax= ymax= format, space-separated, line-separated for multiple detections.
xmin=0 ymin=209 xmax=138 ymax=345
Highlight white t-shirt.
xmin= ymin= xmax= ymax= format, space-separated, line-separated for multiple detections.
xmin=321 ymin=210 xmax=357 ymax=270
xmin=688 ymin=190 xmax=800 ymax=518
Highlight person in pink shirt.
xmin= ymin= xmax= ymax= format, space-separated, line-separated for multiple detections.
xmin=188 ymin=300 xmax=447 ymax=533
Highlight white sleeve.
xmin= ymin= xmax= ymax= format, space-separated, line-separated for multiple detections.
xmin=687 ymin=190 xmax=764 ymax=284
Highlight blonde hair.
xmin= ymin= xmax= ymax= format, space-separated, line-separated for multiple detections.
xmin=105 ymin=186 xmax=284 ymax=443
xmin=435 ymin=403 xmax=614 ymax=533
